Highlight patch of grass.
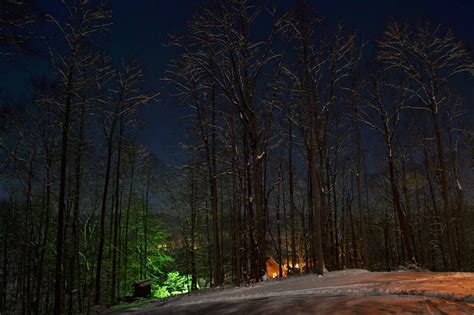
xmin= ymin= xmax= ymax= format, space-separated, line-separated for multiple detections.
xmin=110 ymin=299 xmax=156 ymax=313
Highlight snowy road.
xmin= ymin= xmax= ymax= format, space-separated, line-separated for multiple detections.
xmin=117 ymin=270 xmax=474 ymax=314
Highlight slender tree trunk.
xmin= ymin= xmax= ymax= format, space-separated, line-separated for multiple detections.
xmin=23 ymin=154 xmax=34 ymax=315
xmin=1 ymin=199 xmax=13 ymax=312
xmin=383 ymin=204 xmax=391 ymax=270
xmin=306 ymin=159 xmax=315 ymax=271
xmin=282 ymin=166 xmax=289 ymax=270
xmin=55 ymin=61 xmax=75 ymax=314
xmin=203 ymin=85 xmax=222 ymax=286
xmin=219 ymin=176 xmax=224 ymax=282
xmin=422 ymin=140 xmax=446 ymax=270
xmin=277 ymin=165 xmax=283 ymax=278
xmin=111 ymin=115 xmax=124 ymax=302
xmin=190 ymin=170 xmax=197 ymax=290
xmin=348 ymin=193 xmax=357 ymax=267
xmin=251 ymin=137 xmax=265 ymax=281
xmin=94 ymin=133 xmax=115 ymax=304
xmin=205 ymin=199 xmax=212 ymax=287
xmin=35 ymin=143 xmax=52 ymax=314
xmin=431 ymin=99 xmax=458 ymax=270
xmin=68 ymin=95 xmax=86 ymax=314
xmin=340 ymin=189 xmax=346 ymax=268
xmin=288 ymin=115 xmax=297 ymax=270
xmin=244 ymin=132 xmax=257 ymax=281
xmin=95 ymin=86 xmax=122 ymax=303
xmin=385 ymin=135 xmax=414 ymax=263
xmin=230 ymin=119 xmax=241 ymax=285
xmin=331 ymin=167 xmax=340 ymax=269
xmin=123 ymin=151 xmax=135 ymax=292
xmin=401 ymin=156 xmax=418 ymax=262
xmin=309 ymin=135 xmax=324 ymax=275
xmin=352 ymin=92 xmax=369 ymax=269
xmin=447 ymin=124 xmax=465 ymax=269
xmin=143 ymin=181 xmax=150 ymax=278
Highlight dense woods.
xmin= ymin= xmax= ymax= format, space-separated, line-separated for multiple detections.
xmin=1 ymin=0 xmax=473 ymax=314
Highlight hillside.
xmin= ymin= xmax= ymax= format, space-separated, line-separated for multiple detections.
xmin=114 ymin=270 xmax=474 ymax=314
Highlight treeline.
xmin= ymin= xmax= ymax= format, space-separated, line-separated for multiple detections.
xmin=0 ymin=0 xmax=474 ymax=314
xmin=164 ymin=0 xmax=474 ymax=290
xmin=0 ymin=1 xmax=166 ymax=314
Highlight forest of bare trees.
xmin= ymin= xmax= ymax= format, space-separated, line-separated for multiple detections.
xmin=1 ymin=0 xmax=473 ymax=314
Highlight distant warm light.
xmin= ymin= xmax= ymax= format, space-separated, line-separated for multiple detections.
xmin=266 ymin=257 xmax=289 ymax=279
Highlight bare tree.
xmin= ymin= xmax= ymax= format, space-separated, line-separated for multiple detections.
xmin=168 ymin=0 xmax=289 ymax=281
xmin=360 ymin=71 xmax=416 ymax=264
xmin=94 ymin=61 xmax=157 ymax=304
xmin=377 ymin=21 xmax=474 ymax=270
xmin=46 ymin=2 xmax=111 ymax=312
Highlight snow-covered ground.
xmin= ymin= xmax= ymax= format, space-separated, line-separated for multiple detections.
xmin=117 ymin=269 xmax=474 ymax=314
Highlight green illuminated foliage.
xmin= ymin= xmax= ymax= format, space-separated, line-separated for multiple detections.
xmin=152 ymin=271 xmax=194 ymax=298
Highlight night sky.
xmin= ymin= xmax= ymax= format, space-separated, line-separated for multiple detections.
xmin=2 ymin=0 xmax=473 ymax=164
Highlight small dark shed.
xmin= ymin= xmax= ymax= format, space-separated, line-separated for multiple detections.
xmin=133 ymin=279 xmax=152 ymax=298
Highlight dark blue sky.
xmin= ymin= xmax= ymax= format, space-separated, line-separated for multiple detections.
xmin=107 ymin=0 xmax=474 ymax=164
xmin=2 ymin=0 xmax=473 ymax=164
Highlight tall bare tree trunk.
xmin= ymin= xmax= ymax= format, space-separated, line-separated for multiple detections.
xmin=422 ymin=139 xmax=447 ymax=270
xmin=309 ymin=120 xmax=325 ymax=275
xmin=143 ymin=180 xmax=150 ymax=278
xmin=206 ymin=85 xmax=222 ymax=286
xmin=385 ymin=133 xmax=415 ymax=263
xmin=54 ymin=62 xmax=75 ymax=315
xmin=277 ymin=164 xmax=283 ymax=278
xmin=111 ymin=115 xmax=124 ymax=302
xmin=447 ymin=123 xmax=466 ymax=269
xmin=432 ymin=112 xmax=457 ymax=270
xmin=94 ymin=118 xmax=117 ymax=304
xmin=230 ymin=119 xmax=242 ymax=285
xmin=288 ymin=116 xmax=297 ymax=270
xmin=68 ymin=95 xmax=86 ymax=314
xmin=123 ymin=150 xmax=135 ymax=292
xmin=350 ymin=66 xmax=369 ymax=269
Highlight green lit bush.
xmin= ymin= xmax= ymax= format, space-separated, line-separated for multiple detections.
xmin=151 ymin=284 xmax=170 ymax=298
xmin=152 ymin=271 xmax=194 ymax=298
